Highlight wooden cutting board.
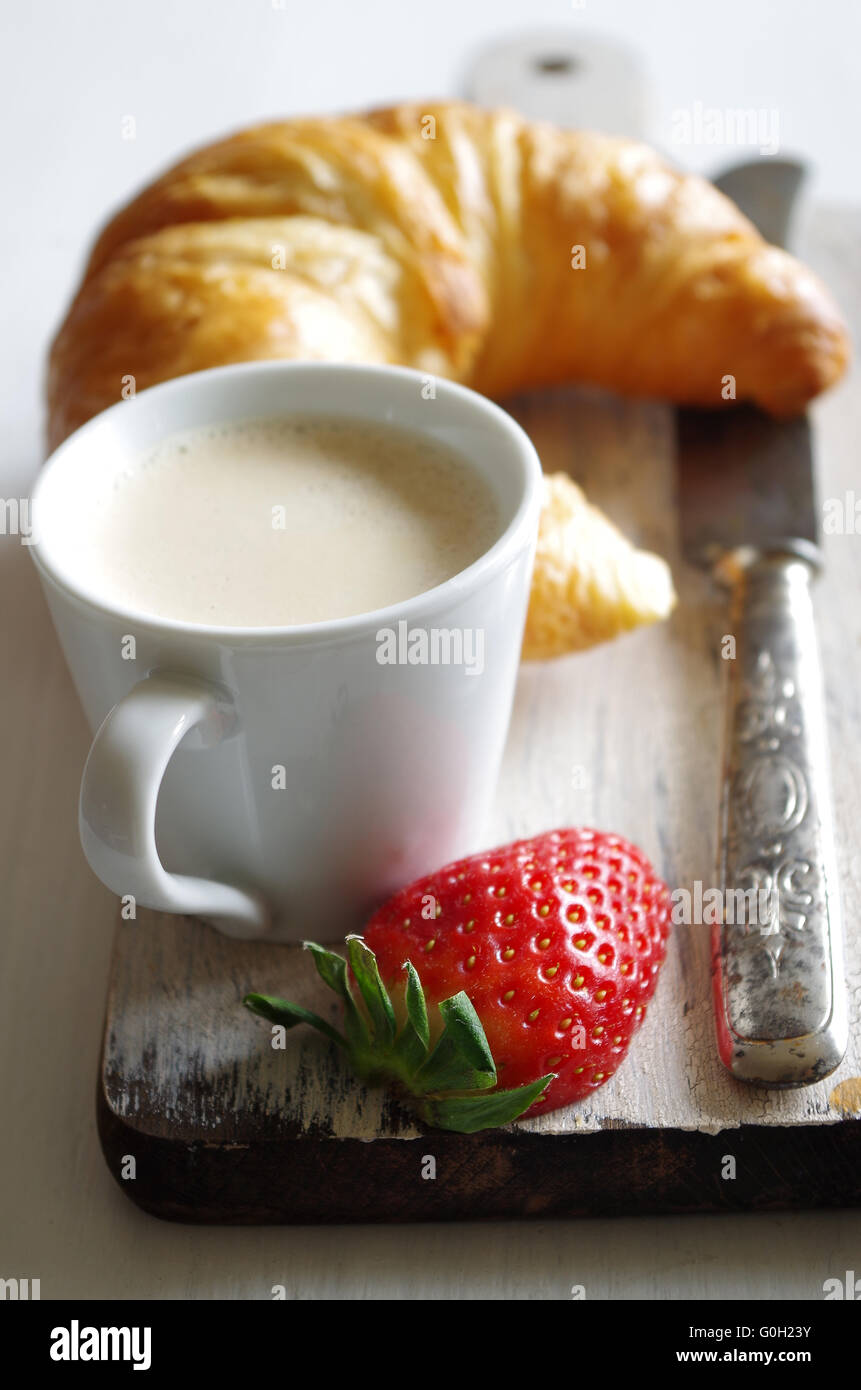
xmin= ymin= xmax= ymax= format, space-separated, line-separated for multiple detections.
xmin=99 ymin=209 xmax=861 ymax=1223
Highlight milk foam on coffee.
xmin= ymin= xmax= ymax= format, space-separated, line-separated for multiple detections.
xmin=69 ymin=415 xmax=500 ymax=626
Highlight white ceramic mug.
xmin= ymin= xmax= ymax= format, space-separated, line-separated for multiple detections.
xmin=30 ymin=362 xmax=541 ymax=942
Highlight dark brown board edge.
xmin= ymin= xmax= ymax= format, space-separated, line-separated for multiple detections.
xmin=96 ymin=1083 xmax=861 ymax=1225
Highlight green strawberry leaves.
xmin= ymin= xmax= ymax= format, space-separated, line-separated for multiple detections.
xmin=303 ymin=942 xmax=367 ymax=1055
xmin=413 ymin=993 xmax=496 ymax=1093
xmin=418 ymin=1075 xmax=556 ymax=1135
xmin=243 ymin=939 xmax=555 ymax=1133
xmin=345 ymin=935 xmax=397 ymax=1048
xmin=239 ymin=993 xmax=347 ymax=1050
xmin=393 ymin=960 xmax=430 ymax=1073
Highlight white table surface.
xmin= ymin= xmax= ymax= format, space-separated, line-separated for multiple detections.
xmin=2 ymin=0 xmax=860 ymax=1300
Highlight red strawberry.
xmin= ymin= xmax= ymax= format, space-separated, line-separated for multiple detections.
xmin=245 ymin=828 xmax=671 ymax=1133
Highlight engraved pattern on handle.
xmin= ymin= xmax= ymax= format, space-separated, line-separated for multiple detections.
xmin=716 ymin=553 xmax=847 ymax=1085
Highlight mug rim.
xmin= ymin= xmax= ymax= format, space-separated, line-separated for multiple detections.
xmin=31 ymin=361 xmax=542 ymax=645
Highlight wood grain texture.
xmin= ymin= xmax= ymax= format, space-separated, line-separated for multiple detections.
xmin=97 ymin=207 xmax=861 ymax=1221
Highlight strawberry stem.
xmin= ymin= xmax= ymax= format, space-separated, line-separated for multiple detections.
xmin=243 ymin=940 xmax=556 ymax=1133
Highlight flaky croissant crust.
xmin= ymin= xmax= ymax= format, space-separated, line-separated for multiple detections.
xmin=46 ymin=102 xmax=850 ymax=658
xmin=48 ymin=100 xmax=849 ymax=452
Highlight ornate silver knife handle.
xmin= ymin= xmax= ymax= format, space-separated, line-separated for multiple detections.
xmin=714 ymin=542 xmax=847 ymax=1085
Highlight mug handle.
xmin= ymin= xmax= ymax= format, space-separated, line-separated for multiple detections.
xmin=79 ymin=670 xmax=269 ymax=937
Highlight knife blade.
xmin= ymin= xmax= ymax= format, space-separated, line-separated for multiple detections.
xmin=678 ymin=160 xmax=847 ymax=1086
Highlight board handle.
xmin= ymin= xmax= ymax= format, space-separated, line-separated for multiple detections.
xmin=79 ymin=670 xmax=269 ymax=937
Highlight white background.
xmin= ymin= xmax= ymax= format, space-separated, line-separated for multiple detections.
xmin=2 ymin=0 xmax=861 ymax=1301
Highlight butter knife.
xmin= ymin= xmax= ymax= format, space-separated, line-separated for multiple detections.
xmin=678 ymin=160 xmax=847 ymax=1087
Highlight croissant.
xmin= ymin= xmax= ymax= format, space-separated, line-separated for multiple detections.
xmin=47 ymin=101 xmax=849 ymax=657
xmin=524 ymin=472 xmax=677 ymax=658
